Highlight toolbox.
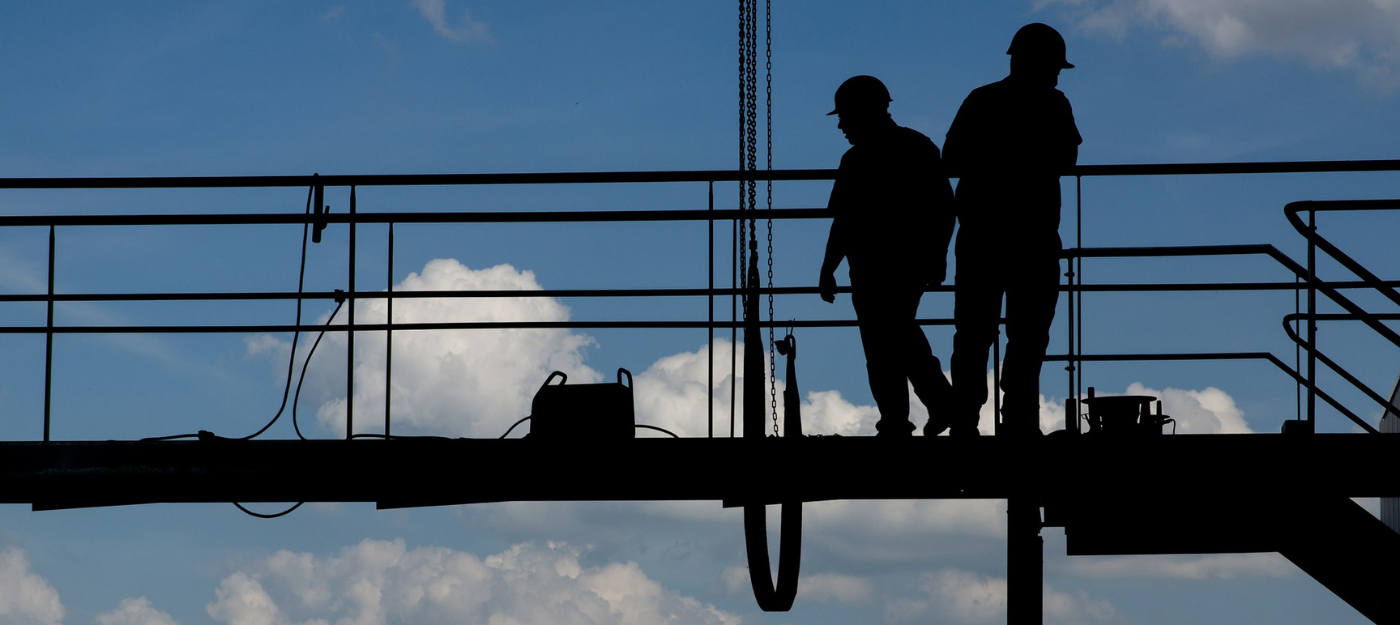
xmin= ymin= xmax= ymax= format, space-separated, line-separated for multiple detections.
xmin=528 ymin=368 xmax=635 ymax=440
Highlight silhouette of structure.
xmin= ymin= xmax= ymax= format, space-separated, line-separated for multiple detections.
xmin=2 ymin=167 xmax=1400 ymax=623
xmin=819 ymin=75 xmax=956 ymax=437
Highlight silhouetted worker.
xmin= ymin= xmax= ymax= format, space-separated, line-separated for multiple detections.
xmin=945 ymin=23 xmax=1082 ymax=437
xmin=818 ymin=75 xmax=956 ymax=438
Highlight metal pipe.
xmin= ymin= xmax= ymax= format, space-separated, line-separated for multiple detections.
xmin=709 ymin=180 xmax=715 ymax=439
xmin=1308 ymin=209 xmax=1317 ymax=428
xmin=386 ymin=221 xmax=394 ymax=439
xmin=348 ymin=187 xmax=356 ymax=440
xmin=43 ymin=225 xmax=55 ymax=443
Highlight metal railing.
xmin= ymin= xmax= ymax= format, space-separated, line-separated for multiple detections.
xmin=3 ymin=160 xmax=1400 ymax=441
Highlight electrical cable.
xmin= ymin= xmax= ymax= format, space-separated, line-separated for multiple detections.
xmin=140 ymin=184 xmax=318 ymax=443
xmin=635 ymin=424 xmax=679 ymax=438
xmin=232 ymin=501 xmax=303 ymax=519
xmin=499 ymin=416 xmax=531 ymax=439
xmin=239 ymin=184 xmax=317 ymax=440
xmin=291 ymin=298 xmax=345 ymax=440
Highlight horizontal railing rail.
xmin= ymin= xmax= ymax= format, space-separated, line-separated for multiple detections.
xmin=3 ymin=157 xmax=1400 ymax=189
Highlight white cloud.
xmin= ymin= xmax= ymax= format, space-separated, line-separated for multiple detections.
xmin=795 ymin=573 xmax=875 ymax=604
xmin=97 ymin=597 xmax=180 ymax=625
xmin=926 ymin=569 xmax=1008 ymax=623
xmin=263 ymin=257 xmax=1247 ymax=440
xmin=259 ymin=259 xmax=603 ymax=438
xmin=205 ymin=539 xmax=737 ymax=625
xmin=412 ymin=0 xmax=494 ymax=44
xmin=886 ymin=569 xmax=1118 ymax=624
xmin=1066 ymin=0 xmax=1400 ymax=85
xmin=0 ymin=548 xmax=64 ymax=625
xmin=631 ymin=338 xmax=873 ymax=438
xmin=1063 ymin=552 xmax=1292 ymax=580
xmin=1042 ymin=585 xmax=1121 ymax=624
xmin=1120 ymin=382 xmax=1250 ymax=433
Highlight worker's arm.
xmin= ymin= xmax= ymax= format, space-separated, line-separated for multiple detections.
xmin=819 ymin=219 xmax=845 ymax=303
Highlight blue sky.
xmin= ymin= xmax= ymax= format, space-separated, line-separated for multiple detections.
xmin=0 ymin=1 xmax=1398 ymax=624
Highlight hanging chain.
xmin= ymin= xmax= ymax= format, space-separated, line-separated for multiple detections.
xmin=737 ymin=0 xmax=748 ymax=298
xmin=764 ymin=0 xmax=777 ymax=437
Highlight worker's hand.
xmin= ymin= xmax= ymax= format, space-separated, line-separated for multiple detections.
xmin=819 ymin=271 xmax=838 ymax=303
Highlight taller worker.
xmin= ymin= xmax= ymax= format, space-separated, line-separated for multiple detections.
xmin=944 ymin=23 xmax=1083 ymax=437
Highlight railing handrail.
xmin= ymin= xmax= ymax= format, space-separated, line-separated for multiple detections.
xmin=2 ymin=157 xmax=1400 ymax=189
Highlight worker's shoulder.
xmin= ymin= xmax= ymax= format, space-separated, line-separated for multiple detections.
xmin=892 ymin=125 xmax=942 ymax=157
xmin=964 ymin=79 xmax=1008 ymax=101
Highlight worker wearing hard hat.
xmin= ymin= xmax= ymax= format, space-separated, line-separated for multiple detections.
xmin=944 ymin=23 xmax=1082 ymax=437
xmin=818 ymin=75 xmax=957 ymax=437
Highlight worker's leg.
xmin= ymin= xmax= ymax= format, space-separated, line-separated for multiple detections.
xmin=854 ymin=289 xmax=914 ymax=435
xmin=951 ymin=281 xmax=1003 ymax=433
xmin=897 ymin=290 xmax=953 ymax=434
xmin=1001 ymin=260 xmax=1061 ymax=436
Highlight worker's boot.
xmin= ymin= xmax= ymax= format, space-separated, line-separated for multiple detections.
xmin=875 ymin=418 xmax=915 ymax=437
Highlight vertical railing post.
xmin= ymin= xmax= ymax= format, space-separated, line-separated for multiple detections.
xmin=347 ymin=186 xmax=356 ymax=439
xmin=1067 ymin=175 xmax=1082 ymax=433
xmin=730 ymin=204 xmax=738 ymax=438
xmin=1306 ymin=208 xmax=1317 ymax=428
xmin=708 ymin=180 xmax=715 ymax=439
xmin=43 ymin=225 xmax=55 ymax=442
xmin=385 ymin=220 xmax=394 ymax=439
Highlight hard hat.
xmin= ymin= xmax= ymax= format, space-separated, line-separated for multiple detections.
xmin=827 ymin=75 xmax=892 ymax=116
xmin=1007 ymin=23 xmax=1074 ymax=69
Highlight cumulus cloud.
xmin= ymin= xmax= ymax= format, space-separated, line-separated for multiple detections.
xmin=885 ymin=569 xmax=1118 ymax=624
xmin=0 ymin=548 xmax=64 ymax=625
xmin=204 ymin=539 xmax=737 ymax=625
xmin=1062 ymin=552 xmax=1292 ymax=580
xmin=721 ymin=567 xmax=875 ymax=605
xmin=96 ymin=597 xmax=180 ymax=625
xmin=412 ymin=0 xmax=494 ymax=44
xmin=795 ymin=573 xmax=875 ymax=604
xmin=252 ymin=259 xmax=603 ymax=438
xmin=1061 ymin=0 xmax=1400 ymax=85
xmin=257 ymin=257 xmax=1247 ymax=440
xmin=631 ymin=338 xmax=873 ymax=438
xmin=1119 ymin=382 xmax=1250 ymax=433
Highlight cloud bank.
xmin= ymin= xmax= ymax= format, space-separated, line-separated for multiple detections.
xmin=203 ymin=539 xmax=736 ymax=625
xmin=1055 ymin=0 xmax=1400 ymax=85
xmin=0 ymin=548 xmax=63 ymax=625
xmin=884 ymin=569 xmax=1119 ymax=624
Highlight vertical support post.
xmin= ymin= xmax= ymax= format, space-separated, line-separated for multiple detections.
xmin=1307 ymin=208 xmax=1316 ymax=427
xmin=347 ymin=186 xmax=356 ymax=439
xmin=730 ymin=207 xmax=738 ymax=438
xmin=1007 ymin=494 xmax=1044 ymax=625
xmin=1075 ymin=175 xmax=1083 ymax=406
xmin=1067 ymin=175 xmax=1081 ymax=432
xmin=385 ymin=221 xmax=394 ymax=439
xmin=708 ymin=181 xmax=715 ymax=439
xmin=43 ymin=225 xmax=55 ymax=442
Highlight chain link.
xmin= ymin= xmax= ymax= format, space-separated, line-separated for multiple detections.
xmin=737 ymin=0 xmax=750 ymax=301
xmin=764 ymin=0 xmax=777 ymax=437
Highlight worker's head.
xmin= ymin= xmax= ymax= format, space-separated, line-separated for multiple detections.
xmin=828 ymin=75 xmax=892 ymax=145
xmin=1007 ymin=23 xmax=1073 ymax=87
